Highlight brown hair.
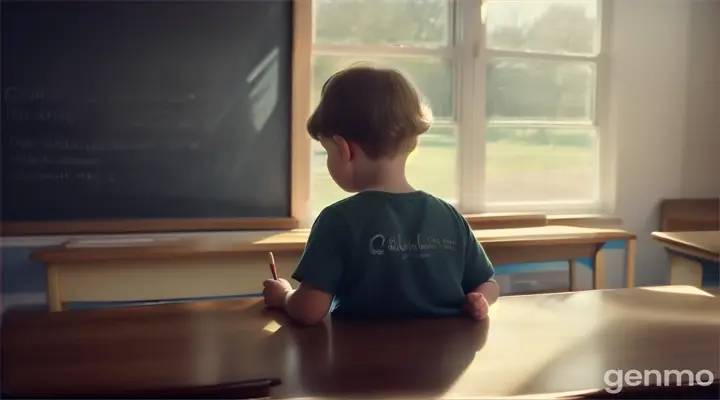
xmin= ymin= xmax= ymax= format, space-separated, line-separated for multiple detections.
xmin=306 ymin=64 xmax=433 ymax=159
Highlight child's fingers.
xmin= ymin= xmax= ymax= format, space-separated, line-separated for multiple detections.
xmin=467 ymin=292 xmax=481 ymax=304
xmin=466 ymin=293 xmax=489 ymax=320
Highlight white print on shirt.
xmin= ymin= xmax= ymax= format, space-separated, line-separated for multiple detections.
xmin=368 ymin=234 xmax=457 ymax=260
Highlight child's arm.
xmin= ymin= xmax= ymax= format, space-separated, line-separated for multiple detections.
xmin=283 ymin=283 xmax=333 ymax=326
xmin=461 ymin=222 xmax=498 ymax=305
xmin=469 ymin=278 xmax=500 ymax=306
xmin=284 ymin=207 xmax=347 ymax=325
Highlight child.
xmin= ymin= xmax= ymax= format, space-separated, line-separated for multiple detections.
xmin=262 ymin=64 xmax=499 ymax=325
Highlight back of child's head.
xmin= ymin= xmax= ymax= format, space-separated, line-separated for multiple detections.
xmin=307 ymin=64 xmax=433 ymax=159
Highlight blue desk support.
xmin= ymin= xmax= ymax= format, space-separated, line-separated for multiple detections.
xmin=495 ymin=239 xmax=636 ymax=290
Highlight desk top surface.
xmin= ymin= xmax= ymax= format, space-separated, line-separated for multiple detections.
xmin=3 ymin=286 xmax=718 ymax=399
xmin=33 ymin=225 xmax=635 ymax=263
xmin=652 ymin=230 xmax=720 ymax=260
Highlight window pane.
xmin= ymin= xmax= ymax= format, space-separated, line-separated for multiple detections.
xmin=314 ymin=0 xmax=450 ymax=48
xmin=311 ymin=139 xmax=345 ymax=214
xmin=311 ymin=125 xmax=457 ymax=215
xmin=312 ymin=54 xmax=454 ymax=119
xmin=486 ymin=58 xmax=595 ymax=122
xmin=407 ymin=125 xmax=457 ymax=200
xmin=486 ymin=0 xmax=598 ymax=56
xmin=484 ymin=127 xmax=597 ymax=203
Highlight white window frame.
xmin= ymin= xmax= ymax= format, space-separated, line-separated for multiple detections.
xmin=295 ymin=0 xmax=615 ymax=227
xmin=309 ymin=0 xmax=461 ymax=208
xmin=471 ymin=0 xmax=614 ymax=215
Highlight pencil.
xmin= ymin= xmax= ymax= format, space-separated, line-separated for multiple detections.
xmin=268 ymin=252 xmax=279 ymax=280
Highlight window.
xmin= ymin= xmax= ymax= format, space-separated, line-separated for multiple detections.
xmin=307 ymin=0 xmax=608 ymax=218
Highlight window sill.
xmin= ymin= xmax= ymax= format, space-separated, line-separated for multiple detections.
xmin=546 ymin=214 xmax=623 ymax=228
xmin=464 ymin=213 xmax=622 ymax=230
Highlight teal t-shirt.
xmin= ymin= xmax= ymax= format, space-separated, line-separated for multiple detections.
xmin=292 ymin=191 xmax=495 ymax=319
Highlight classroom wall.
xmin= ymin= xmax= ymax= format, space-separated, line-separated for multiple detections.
xmin=682 ymin=0 xmax=720 ymax=199
xmin=1 ymin=0 xmax=718 ymax=312
xmin=609 ymin=0 xmax=719 ymax=287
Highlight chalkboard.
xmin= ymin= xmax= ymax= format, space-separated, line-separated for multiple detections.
xmin=1 ymin=0 xmax=294 ymax=234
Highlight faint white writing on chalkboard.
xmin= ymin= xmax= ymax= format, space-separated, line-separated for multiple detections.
xmin=8 ymin=171 xmax=115 ymax=183
xmin=9 ymin=155 xmax=100 ymax=166
xmin=4 ymin=86 xmax=196 ymax=105
xmin=247 ymin=47 xmax=279 ymax=133
xmin=87 ymin=93 xmax=196 ymax=104
xmin=4 ymin=86 xmax=45 ymax=102
xmin=9 ymin=139 xmax=151 ymax=151
xmin=6 ymin=108 xmax=76 ymax=124
xmin=8 ymin=138 xmax=202 ymax=152
xmin=4 ymin=86 xmax=203 ymax=129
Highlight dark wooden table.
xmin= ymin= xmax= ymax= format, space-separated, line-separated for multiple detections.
xmin=2 ymin=286 xmax=719 ymax=398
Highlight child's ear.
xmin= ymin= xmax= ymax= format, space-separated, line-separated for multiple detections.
xmin=332 ymin=135 xmax=353 ymax=161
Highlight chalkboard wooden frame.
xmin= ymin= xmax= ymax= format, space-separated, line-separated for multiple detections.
xmin=290 ymin=0 xmax=313 ymax=231
xmin=1 ymin=218 xmax=299 ymax=235
xmin=1 ymin=0 xmax=313 ymax=236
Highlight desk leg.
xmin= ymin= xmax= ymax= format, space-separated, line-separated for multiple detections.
xmin=625 ymin=239 xmax=636 ymax=288
xmin=46 ymin=265 xmax=62 ymax=312
xmin=569 ymin=260 xmax=578 ymax=291
xmin=668 ymin=252 xmax=703 ymax=287
xmin=592 ymin=245 xmax=606 ymax=289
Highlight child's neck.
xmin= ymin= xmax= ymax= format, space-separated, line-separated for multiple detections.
xmin=364 ymin=179 xmax=415 ymax=194
xmin=360 ymin=158 xmax=415 ymax=194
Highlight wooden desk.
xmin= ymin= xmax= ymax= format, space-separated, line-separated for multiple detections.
xmin=652 ymin=230 xmax=720 ymax=288
xmin=2 ymin=286 xmax=717 ymax=398
xmin=33 ymin=226 xmax=636 ymax=311
xmin=659 ymin=198 xmax=719 ymax=232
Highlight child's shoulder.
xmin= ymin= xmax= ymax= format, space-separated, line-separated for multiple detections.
xmin=326 ymin=190 xmax=453 ymax=208
xmin=312 ymin=192 xmax=470 ymax=248
xmin=322 ymin=191 xmax=464 ymax=222
xmin=420 ymin=192 xmax=462 ymax=213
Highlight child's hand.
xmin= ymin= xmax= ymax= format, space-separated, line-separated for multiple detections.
xmin=465 ymin=292 xmax=490 ymax=320
xmin=263 ymin=278 xmax=293 ymax=308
